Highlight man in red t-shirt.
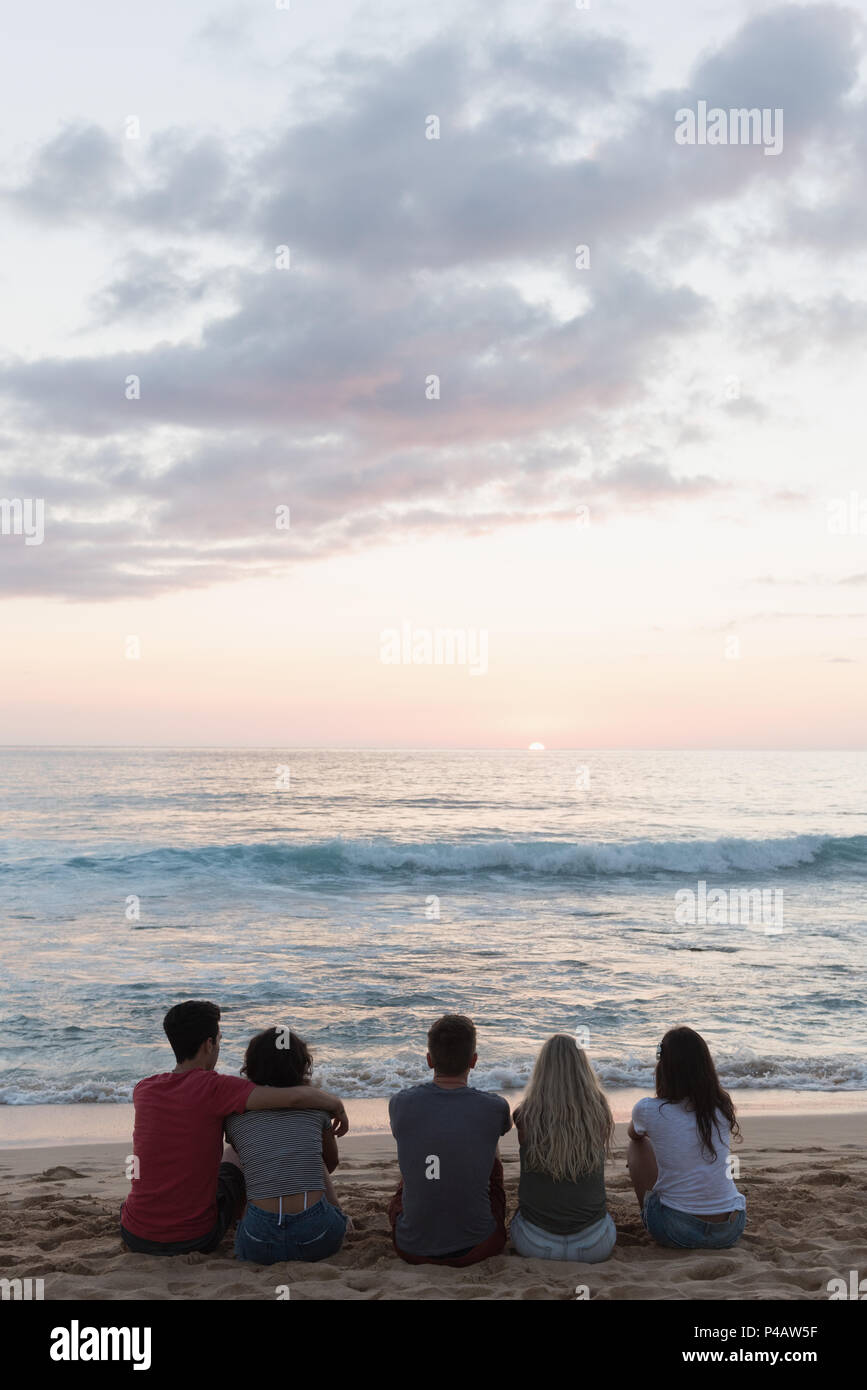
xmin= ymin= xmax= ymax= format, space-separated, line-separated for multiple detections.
xmin=120 ymin=1000 xmax=349 ymax=1255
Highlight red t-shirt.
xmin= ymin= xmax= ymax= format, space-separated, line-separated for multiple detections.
xmin=121 ymin=1069 xmax=255 ymax=1243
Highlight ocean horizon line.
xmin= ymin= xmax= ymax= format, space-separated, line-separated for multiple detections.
xmin=2 ymin=744 xmax=867 ymax=753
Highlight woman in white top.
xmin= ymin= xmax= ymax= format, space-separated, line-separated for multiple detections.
xmin=627 ymin=1026 xmax=746 ymax=1249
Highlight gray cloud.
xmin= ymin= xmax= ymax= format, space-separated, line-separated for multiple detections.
xmin=6 ymin=122 xmax=129 ymax=220
xmin=0 ymin=264 xmax=706 ymax=440
xmin=89 ymin=249 xmax=220 ymax=321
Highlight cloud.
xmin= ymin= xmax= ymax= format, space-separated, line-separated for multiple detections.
xmin=735 ymin=291 xmax=867 ymax=362
xmin=5 ymin=123 xmax=129 ymax=220
xmin=8 ymin=8 xmax=861 ymax=262
xmin=593 ymin=456 xmax=721 ymax=499
xmin=89 ymin=250 xmax=220 ymax=322
xmin=691 ymin=4 xmax=860 ymax=131
xmin=0 ymin=3 xmax=864 ymax=601
xmin=0 ymin=265 xmax=705 ymax=441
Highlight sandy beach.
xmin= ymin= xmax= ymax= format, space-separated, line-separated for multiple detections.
xmin=2 ymin=1108 xmax=864 ymax=1301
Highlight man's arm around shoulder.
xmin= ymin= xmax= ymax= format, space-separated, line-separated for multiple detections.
xmin=246 ymin=1085 xmax=349 ymax=1136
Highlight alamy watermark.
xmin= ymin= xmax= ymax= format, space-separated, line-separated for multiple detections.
xmin=675 ymin=101 xmax=783 ymax=157
xmin=50 ymin=1322 xmax=151 ymax=1370
xmin=675 ymin=881 xmax=784 ymax=933
xmin=0 ymin=498 xmax=44 ymax=545
xmin=827 ymin=492 xmax=867 ymax=535
xmin=1 ymin=1276 xmax=45 ymax=1300
xmin=827 ymin=1270 xmax=866 ymax=1299
xmin=380 ymin=621 xmax=488 ymax=676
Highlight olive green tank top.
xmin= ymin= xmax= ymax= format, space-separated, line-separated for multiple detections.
xmin=517 ymin=1147 xmax=608 ymax=1235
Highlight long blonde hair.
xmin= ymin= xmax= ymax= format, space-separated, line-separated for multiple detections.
xmin=517 ymin=1035 xmax=614 ymax=1181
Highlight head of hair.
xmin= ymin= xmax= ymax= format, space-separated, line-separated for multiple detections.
xmin=163 ymin=1000 xmax=221 ymax=1064
xmin=427 ymin=1014 xmax=476 ymax=1076
xmin=241 ymin=1026 xmax=312 ymax=1088
xmin=655 ymin=1026 xmax=739 ymax=1159
xmin=516 ymin=1034 xmax=614 ymax=1182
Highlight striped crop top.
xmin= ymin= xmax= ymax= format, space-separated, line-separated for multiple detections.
xmin=224 ymin=1107 xmax=331 ymax=1200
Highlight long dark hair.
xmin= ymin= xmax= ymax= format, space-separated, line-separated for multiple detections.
xmin=656 ymin=1026 xmax=739 ymax=1160
xmin=241 ymin=1026 xmax=312 ymax=1087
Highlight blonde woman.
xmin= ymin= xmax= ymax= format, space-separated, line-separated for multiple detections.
xmin=511 ymin=1035 xmax=616 ymax=1262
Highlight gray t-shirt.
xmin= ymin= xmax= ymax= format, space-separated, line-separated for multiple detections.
xmin=388 ymin=1082 xmax=511 ymax=1257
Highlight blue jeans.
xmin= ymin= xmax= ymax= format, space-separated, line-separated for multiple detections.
xmin=235 ymin=1198 xmax=347 ymax=1264
xmin=642 ymin=1191 xmax=746 ymax=1249
xmin=510 ymin=1210 xmax=617 ymax=1262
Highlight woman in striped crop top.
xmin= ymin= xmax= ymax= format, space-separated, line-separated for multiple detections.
xmin=226 ymin=1027 xmax=348 ymax=1264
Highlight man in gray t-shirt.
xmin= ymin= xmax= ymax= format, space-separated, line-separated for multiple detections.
xmin=387 ymin=1015 xmax=511 ymax=1264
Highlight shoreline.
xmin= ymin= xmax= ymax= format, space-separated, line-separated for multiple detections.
xmin=2 ymin=1088 xmax=866 ymax=1149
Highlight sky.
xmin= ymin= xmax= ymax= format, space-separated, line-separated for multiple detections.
xmin=0 ymin=0 xmax=865 ymax=747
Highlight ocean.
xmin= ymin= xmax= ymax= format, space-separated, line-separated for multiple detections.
xmin=1 ymin=748 xmax=865 ymax=1106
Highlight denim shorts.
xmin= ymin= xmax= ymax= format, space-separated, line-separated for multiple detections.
xmin=642 ymin=1190 xmax=746 ymax=1249
xmin=234 ymin=1197 xmax=347 ymax=1264
xmin=510 ymin=1210 xmax=617 ymax=1263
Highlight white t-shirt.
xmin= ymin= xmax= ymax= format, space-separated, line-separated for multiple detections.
xmin=631 ymin=1097 xmax=746 ymax=1216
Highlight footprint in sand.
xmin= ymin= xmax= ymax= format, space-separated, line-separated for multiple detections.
xmin=802 ymin=1171 xmax=853 ymax=1187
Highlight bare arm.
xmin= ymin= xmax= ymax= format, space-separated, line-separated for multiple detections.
xmin=322 ymin=1126 xmax=339 ymax=1174
xmin=246 ymin=1085 xmax=349 ymax=1136
xmin=627 ymin=1123 xmax=646 ymax=1141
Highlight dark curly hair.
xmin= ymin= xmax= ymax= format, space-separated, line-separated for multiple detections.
xmin=241 ymin=1026 xmax=312 ymax=1087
